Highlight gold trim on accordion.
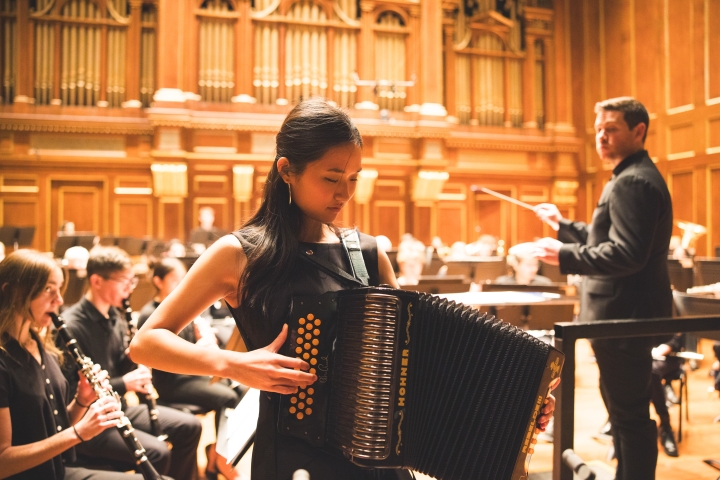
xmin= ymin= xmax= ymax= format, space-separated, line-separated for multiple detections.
xmin=279 ymin=287 xmax=564 ymax=480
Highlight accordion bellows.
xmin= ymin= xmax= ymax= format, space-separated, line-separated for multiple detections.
xmin=279 ymin=287 xmax=563 ymax=480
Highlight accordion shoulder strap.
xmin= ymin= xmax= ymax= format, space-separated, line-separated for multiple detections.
xmin=298 ymin=229 xmax=368 ymax=287
xmin=340 ymin=229 xmax=369 ymax=286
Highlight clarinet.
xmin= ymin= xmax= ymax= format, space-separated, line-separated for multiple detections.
xmin=122 ymin=298 xmax=170 ymax=446
xmin=51 ymin=313 xmax=165 ymax=480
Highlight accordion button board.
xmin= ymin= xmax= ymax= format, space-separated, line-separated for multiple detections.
xmin=278 ymin=287 xmax=564 ymax=480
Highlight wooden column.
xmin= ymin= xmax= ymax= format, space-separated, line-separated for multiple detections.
xmin=406 ymin=5 xmax=420 ymax=107
xmin=503 ymin=56 xmax=511 ymax=126
xmin=99 ymin=24 xmax=108 ymax=105
xmin=14 ymin=0 xmax=32 ymax=103
xmin=235 ymin=0 xmax=254 ymax=98
xmin=327 ymin=27 xmax=334 ymax=102
xmin=443 ymin=25 xmax=456 ymax=118
xmin=278 ymin=23 xmax=286 ymax=102
xmin=418 ymin=0 xmax=445 ymax=115
xmin=552 ymin=0 xmax=572 ymax=131
xmin=522 ymin=34 xmax=536 ymax=128
xmin=155 ymin=0 xmax=186 ymax=101
xmin=356 ymin=0 xmax=376 ymax=106
xmin=544 ymin=37 xmax=556 ymax=127
xmin=52 ymin=19 xmax=62 ymax=103
xmin=124 ymin=0 xmax=143 ymax=107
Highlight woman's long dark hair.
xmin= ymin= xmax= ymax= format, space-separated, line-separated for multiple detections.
xmin=238 ymin=98 xmax=362 ymax=323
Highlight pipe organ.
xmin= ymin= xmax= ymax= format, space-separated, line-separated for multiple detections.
xmin=534 ymin=40 xmax=545 ymax=129
xmin=252 ymin=0 xmax=357 ymax=107
xmin=1 ymin=0 xmax=16 ymax=105
xmin=140 ymin=4 xmax=156 ymax=108
xmin=375 ymin=12 xmax=406 ymax=112
xmin=198 ymin=0 xmax=235 ymax=103
xmin=449 ymin=0 xmax=547 ymax=128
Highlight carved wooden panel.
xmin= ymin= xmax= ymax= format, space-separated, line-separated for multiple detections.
xmin=667 ymin=123 xmax=695 ymax=159
xmin=414 ymin=203 xmax=433 ymax=245
xmin=669 ymin=171 xmax=695 ymax=236
xmin=192 ymin=197 xmax=229 ymax=234
xmin=707 ymin=0 xmax=720 ymax=102
xmin=665 ymin=0 xmax=694 ymax=110
xmin=373 ymin=201 xmax=405 ymax=246
xmin=52 ymin=182 xmax=105 ymax=238
xmin=709 ymin=166 xmax=720 ymax=255
xmin=634 ymin=0 xmax=663 ymax=114
xmin=709 ymin=117 xmax=720 ymax=151
xmin=0 ymin=197 xmax=39 ymax=249
xmin=115 ymin=199 xmax=152 ymax=238
xmin=158 ymin=198 xmax=184 ymax=241
xmin=474 ymin=186 xmax=513 ymax=246
xmin=437 ymin=201 xmax=465 ymax=246
xmin=603 ymin=0 xmax=632 ymax=99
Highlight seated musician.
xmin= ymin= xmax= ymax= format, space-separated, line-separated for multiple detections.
xmin=495 ymin=242 xmax=552 ymax=286
xmin=57 ymin=246 xmax=201 ymax=480
xmin=138 ymin=257 xmax=243 ymax=480
xmin=0 ymin=249 xmax=143 ymax=480
xmin=130 ymin=99 xmax=556 ymax=480
xmin=396 ymin=241 xmax=425 ymax=286
xmin=650 ymin=334 xmax=684 ymax=457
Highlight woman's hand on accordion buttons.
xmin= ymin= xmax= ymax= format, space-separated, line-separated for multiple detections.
xmin=231 ymin=324 xmax=317 ymax=394
xmin=74 ymin=395 xmax=123 ymax=441
xmin=537 ymin=393 xmax=556 ymax=431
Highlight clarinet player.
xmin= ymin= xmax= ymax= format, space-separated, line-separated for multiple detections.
xmin=0 ymin=249 xmax=144 ymax=480
xmin=57 ymin=246 xmax=201 ymax=480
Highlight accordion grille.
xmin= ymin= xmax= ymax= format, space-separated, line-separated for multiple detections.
xmin=327 ymin=294 xmax=400 ymax=459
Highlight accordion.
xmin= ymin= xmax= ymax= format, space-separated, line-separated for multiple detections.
xmin=279 ymin=286 xmax=563 ymax=480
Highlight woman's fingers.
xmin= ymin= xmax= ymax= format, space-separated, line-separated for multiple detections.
xmin=265 ymin=324 xmax=289 ymax=353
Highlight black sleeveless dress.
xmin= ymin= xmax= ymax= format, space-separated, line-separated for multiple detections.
xmin=228 ymin=230 xmax=409 ymax=480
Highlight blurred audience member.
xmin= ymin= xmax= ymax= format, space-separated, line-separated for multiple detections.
xmin=466 ymin=234 xmax=498 ymax=257
xmin=189 ymin=207 xmax=226 ymax=254
xmin=375 ymin=235 xmax=393 ymax=253
xmin=495 ymin=242 xmax=552 ymax=286
xmin=165 ymin=239 xmax=187 ymax=258
xmin=448 ymin=241 xmax=469 ymax=259
xmin=63 ymin=246 xmax=90 ymax=275
xmin=396 ymin=240 xmax=425 ymax=286
xmin=59 ymin=221 xmax=76 ymax=236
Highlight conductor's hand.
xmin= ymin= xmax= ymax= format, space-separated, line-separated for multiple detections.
xmin=230 ymin=324 xmax=317 ymax=395
xmin=534 ymin=203 xmax=562 ymax=231
xmin=122 ymin=365 xmax=152 ymax=394
xmin=74 ymin=395 xmax=122 ymax=441
xmin=534 ymin=237 xmax=562 ymax=266
xmin=537 ymin=394 xmax=556 ymax=431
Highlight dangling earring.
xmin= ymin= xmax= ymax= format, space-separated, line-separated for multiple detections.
xmin=287 ymin=183 xmax=292 ymax=204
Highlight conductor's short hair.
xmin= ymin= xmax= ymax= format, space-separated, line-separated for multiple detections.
xmin=595 ymin=96 xmax=650 ymax=142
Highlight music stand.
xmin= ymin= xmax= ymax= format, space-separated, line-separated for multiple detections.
xmin=0 ymin=226 xmax=18 ymax=248
xmin=16 ymin=227 xmax=35 ymax=247
xmin=53 ymin=236 xmax=77 ymax=258
xmin=99 ymin=235 xmax=118 ymax=246
xmin=75 ymin=235 xmax=96 ymax=250
xmin=117 ymin=237 xmax=146 ymax=256
xmin=224 ymin=388 xmax=260 ymax=466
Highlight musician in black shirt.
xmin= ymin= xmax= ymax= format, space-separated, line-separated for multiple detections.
xmin=0 ymin=249 xmax=141 ymax=480
xmin=58 ymin=246 xmax=201 ymax=480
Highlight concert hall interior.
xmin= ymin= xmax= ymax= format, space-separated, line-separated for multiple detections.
xmin=2 ymin=0 xmax=720 ymax=479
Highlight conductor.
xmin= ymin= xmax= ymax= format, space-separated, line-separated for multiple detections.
xmin=534 ymin=97 xmax=673 ymax=480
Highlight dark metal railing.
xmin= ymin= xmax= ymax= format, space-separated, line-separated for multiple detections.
xmin=553 ymin=315 xmax=720 ymax=480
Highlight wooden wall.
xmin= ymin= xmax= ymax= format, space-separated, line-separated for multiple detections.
xmin=0 ymin=0 xmax=584 ymax=254
xmin=570 ymin=0 xmax=720 ymax=256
